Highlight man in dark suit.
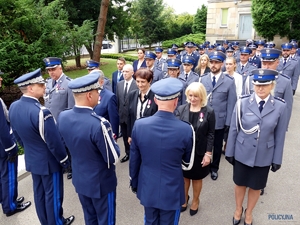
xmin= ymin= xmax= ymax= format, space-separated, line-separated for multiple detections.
xmin=116 ymin=64 xmax=138 ymax=163
xmin=111 ymin=57 xmax=125 ymax=94
xmin=9 ymin=69 xmax=74 ymax=225
xmin=130 ymin=78 xmax=194 ymax=225
xmin=58 ymin=72 xmax=120 ymax=225
xmin=93 ymin=70 xmax=119 ymax=138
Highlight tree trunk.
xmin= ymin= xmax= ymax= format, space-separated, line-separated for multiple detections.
xmin=75 ymin=55 xmax=81 ymax=67
xmin=85 ymin=44 xmax=93 ymax=59
xmin=93 ymin=0 xmax=110 ymax=62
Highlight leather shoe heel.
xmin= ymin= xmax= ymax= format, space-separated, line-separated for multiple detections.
xmin=64 ymin=215 xmax=75 ymax=225
xmin=190 ymin=208 xmax=198 ymax=216
xmin=232 ymin=207 xmax=243 ymax=225
xmin=16 ymin=196 xmax=24 ymax=204
xmin=180 ymin=195 xmax=190 ymax=212
xmin=6 ymin=201 xmax=31 ymax=217
xmin=244 ymin=209 xmax=253 ymax=225
xmin=120 ymin=155 xmax=129 ymax=163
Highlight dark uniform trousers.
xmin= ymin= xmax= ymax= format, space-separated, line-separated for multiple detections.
xmin=144 ymin=207 xmax=180 ymax=225
xmin=211 ymin=128 xmax=225 ymax=173
xmin=120 ymin=122 xmax=130 ymax=155
xmin=0 ymin=157 xmax=18 ymax=214
xmin=78 ymin=191 xmax=116 ymax=225
xmin=32 ymin=172 xmax=64 ymax=225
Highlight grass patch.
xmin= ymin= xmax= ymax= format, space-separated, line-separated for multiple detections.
xmin=64 ymin=58 xmax=122 ymax=80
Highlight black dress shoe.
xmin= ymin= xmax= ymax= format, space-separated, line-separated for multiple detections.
xmin=67 ymin=172 xmax=72 ymax=179
xmin=233 ymin=207 xmax=243 ymax=225
xmin=190 ymin=208 xmax=198 ymax=216
xmin=64 ymin=215 xmax=75 ymax=225
xmin=211 ymin=171 xmax=218 ymax=180
xmin=6 ymin=201 xmax=31 ymax=217
xmin=120 ymin=155 xmax=129 ymax=163
xmin=16 ymin=196 xmax=24 ymax=204
xmin=260 ymin=189 xmax=264 ymax=195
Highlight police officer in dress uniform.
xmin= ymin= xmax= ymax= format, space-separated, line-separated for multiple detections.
xmin=277 ymin=43 xmax=300 ymax=95
xmin=198 ymin=44 xmax=206 ymax=56
xmin=43 ymin=57 xmax=75 ymax=180
xmin=58 ymin=73 xmax=120 ymax=225
xmin=129 ymin=77 xmax=195 ymax=225
xmin=86 ymin=60 xmax=112 ymax=91
xmin=178 ymin=56 xmax=199 ymax=105
xmin=0 ymin=75 xmax=31 ymax=217
xmin=171 ymin=44 xmax=181 ymax=61
xmin=225 ymin=69 xmax=288 ymax=225
xmin=165 ymin=59 xmax=182 ymax=78
xmin=145 ymin=51 xmax=164 ymax=84
xmin=236 ymin=47 xmax=257 ymax=95
xmin=255 ymin=40 xmax=265 ymax=57
xmin=181 ymin=42 xmax=199 ymax=71
xmin=93 ymin=70 xmax=119 ymax=138
xmin=248 ymin=44 xmax=261 ymax=68
xmin=43 ymin=57 xmax=75 ymax=120
xmin=9 ymin=69 xmax=74 ymax=225
xmin=232 ymin=41 xmax=240 ymax=61
xmin=199 ymin=51 xmax=237 ymax=180
xmin=154 ymin=47 xmax=168 ymax=75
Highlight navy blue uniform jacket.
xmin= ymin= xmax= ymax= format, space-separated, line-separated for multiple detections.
xmin=130 ymin=111 xmax=193 ymax=210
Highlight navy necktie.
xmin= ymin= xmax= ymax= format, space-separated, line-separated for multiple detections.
xmin=52 ymin=80 xmax=56 ymax=88
xmin=212 ymin=76 xmax=216 ymax=87
xmin=241 ymin=65 xmax=244 ymax=71
xmin=283 ymin=59 xmax=287 ymax=66
xmin=124 ymin=82 xmax=128 ymax=100
xmin=185 ymin=74 xmax=188 ymax=81
xmin=259 ymin=100 xmax=265 ymax=112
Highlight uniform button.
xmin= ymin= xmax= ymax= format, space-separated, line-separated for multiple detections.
xmin=253 ymin=145 xmax=256 ymax=147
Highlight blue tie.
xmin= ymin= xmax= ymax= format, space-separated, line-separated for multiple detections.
xmin=212 ymin=76 xmax=216 ymax=87
xmin=259 ymin=100 xmax=265 ymax=112
xmin=283 ymin=59 xmax=287 ymax=66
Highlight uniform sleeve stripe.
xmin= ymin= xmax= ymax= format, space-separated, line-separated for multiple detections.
xmin=5 ymin=143 xmax=16 ymax=152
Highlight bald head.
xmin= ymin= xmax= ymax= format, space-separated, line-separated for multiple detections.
xmin=122 ymin=64 xmax=134 ymax=81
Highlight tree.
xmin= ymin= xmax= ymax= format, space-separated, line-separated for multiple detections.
xmin=93 ymin=0 xmax=110 ymax=62
xmin=252 ymin=0 xmax=299 ymax=41
xmin=192 ymin=5 xmax=207 ymax=34
xmin=0 ymin=0 xmax=70 ymax=85
xmin=135 ymin=0 xmax=167 ymax=47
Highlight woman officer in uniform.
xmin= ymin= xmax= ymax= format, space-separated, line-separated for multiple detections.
xmin=225 ymin=69 xmax=288 ymax=225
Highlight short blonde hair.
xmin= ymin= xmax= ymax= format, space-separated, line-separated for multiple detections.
xmin=185 ymin=82 xmax=207 ymax=107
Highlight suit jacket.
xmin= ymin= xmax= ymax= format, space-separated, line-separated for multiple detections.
xmin=94 ymin=89 xmax=119 ymax=135
xmin=127 ymin=89 xmax=158 ymax=137
xmin=112 ymin=70 xmax=124 ymax=94
xmin=200 ymin=73 xmax=237 ymax=129
xmin=44 ymin=74 xmax=75 ymax=120
xmin=129 ymin=111 xmax=193 ymax=210
xmin=194 ymin=67 xmax=211 ymax=76
xmin=175 ymin=104 xmax=215 ymax=155
xmin=9 ymin=96 xmax=68 ymax=175
xmin=178 ymin=71 xmax=199 ymax=105
xmin=277 ymin=58 xmax=300 ymax=90
xmin=226 ymin=93 xmax=288 ymax=167
xmin=58 ymin=106 xmax=120 ymax=198
xmin=116 ymin=79 xmax=138 ymax=123
xmin=249 ymin=55 xmax=261 ymax=68
xmin=133 ymin=59 xmax=147 ymax=73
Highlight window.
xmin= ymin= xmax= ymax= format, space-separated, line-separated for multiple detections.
xmin=221 ymin=8 xmax=228 ymax=27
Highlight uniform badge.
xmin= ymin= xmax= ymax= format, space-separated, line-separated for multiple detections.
xmin=147 ymin=99 xmax=151 ymax=108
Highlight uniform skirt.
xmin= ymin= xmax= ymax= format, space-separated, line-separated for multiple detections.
xmin=183 ymin=153 xmax=210 ymax=180
xmin=233 ymin=160 xmax=270 ymax=190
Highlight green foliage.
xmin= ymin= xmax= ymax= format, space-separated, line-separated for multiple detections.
xmin=162 ymin=33 xmax=206 ymax=48
xmin=135 ymin=0 xmax=167 ymax=46
xmin=252 ymin=0 xmax=299 ymax=40
xmin=0 ymin=0 xmax=70 ymax=85
xmin=101 ymin=54 xmax=136 ymax=62
xmin=192 ymin=5 xmax=207 ymax=34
